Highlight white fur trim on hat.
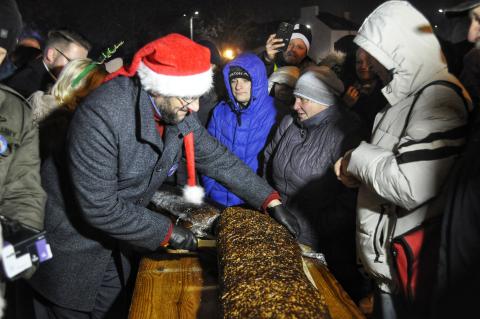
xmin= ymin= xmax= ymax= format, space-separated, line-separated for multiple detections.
xmin=137 ymin=62 xmax=213 ymax=97
xmin=182 ymin=185 xmax=205 ymax=205
xmin=291 ymin=33 xmax=310 ymax=52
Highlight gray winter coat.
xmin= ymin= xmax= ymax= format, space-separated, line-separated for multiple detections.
xmin=30 ymin=76 xmax=274 ymax=311
xmin=264 ymin=105 xmax=365 ymax=249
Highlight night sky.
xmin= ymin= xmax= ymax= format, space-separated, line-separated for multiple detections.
xmin=15 ymin=0 xmax=470 ymax=58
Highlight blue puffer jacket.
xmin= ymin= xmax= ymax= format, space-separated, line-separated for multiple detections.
xmin=202 ymin=53 xmax=276 ymax=206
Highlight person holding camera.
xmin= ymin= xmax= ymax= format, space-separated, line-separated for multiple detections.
xmin=260 ymin=23 xmax=315 ymax=77
xmin=0 ymin=0 xmax=46 ymax=316
xmin=0 ymin=0 xmax=45 ymax=231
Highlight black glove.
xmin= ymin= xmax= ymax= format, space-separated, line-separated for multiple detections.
xmin=267 ymin=204 xmax=300 ymax=238
xmin=168 ymin=225 xmax=198 ymax=251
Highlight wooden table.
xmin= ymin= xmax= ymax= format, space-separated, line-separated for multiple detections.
xmin=128 ymin=249 xmax=365 ymax=319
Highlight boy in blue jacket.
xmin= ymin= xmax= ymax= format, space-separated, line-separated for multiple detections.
xmin=202 ymin=53 xmax=277 ymax=207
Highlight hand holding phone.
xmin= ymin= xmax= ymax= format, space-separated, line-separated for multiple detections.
xmin=264 ymin=22 xmax=294 ymax=62
xmin=275 ymin=22 xmax=294 ymax=51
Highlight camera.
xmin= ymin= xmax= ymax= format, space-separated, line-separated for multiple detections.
xmin=0 ymin=215 xmax=52 ymax=280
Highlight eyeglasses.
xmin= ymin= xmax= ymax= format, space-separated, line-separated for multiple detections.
xmin=55 ymin=48 xmax=72 ymax=62
xmin=177 ymin=97 xmax=196 ymax=112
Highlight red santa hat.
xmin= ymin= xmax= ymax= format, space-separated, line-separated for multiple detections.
xmin=106 ymin=33 xmax=212 ymax=205
xmin=105 ymin=33 xmax=213 ymax=97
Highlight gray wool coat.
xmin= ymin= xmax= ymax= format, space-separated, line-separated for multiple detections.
xmin=29 ymin=76 xmax=274 ymax=311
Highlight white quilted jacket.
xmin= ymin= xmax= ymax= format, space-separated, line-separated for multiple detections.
xmin=348 ymin=1 xmax=472 ymax=293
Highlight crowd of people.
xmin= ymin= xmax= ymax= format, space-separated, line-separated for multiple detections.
xmin=0 ymin=0 xmax=479 ymax=318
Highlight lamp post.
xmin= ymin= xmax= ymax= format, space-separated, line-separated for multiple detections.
xmin=186 ymin=11 xmax=199 ymax=40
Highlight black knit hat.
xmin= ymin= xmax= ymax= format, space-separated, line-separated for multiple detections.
xmin=229 ymin=66 xmax=250 ymax=82
xmin=0 ymin=0 xmax=23 ymax=53
xmin=291 ymin=24 xmax=313 ymax=52
xmin=444 ymin=1 xmax=480 ymax=15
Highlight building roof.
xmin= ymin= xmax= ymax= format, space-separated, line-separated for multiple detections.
xmin=316 ymin=12 xmax=359 ymax=31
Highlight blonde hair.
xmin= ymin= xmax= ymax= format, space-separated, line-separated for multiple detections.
xmin=51 ymin=58 xmax=107 ymax=110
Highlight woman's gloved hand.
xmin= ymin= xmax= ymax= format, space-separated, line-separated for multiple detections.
xmin=267 ymin=204 xmax=300 ymax=238
xmin=168 ymin=225 xmax=198 ymax=251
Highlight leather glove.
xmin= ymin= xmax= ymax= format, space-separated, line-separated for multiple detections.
xmin=267 ymin=204 xmax=300 ymax=238
xmin=168 ymin=225 xmax=198 ymax=251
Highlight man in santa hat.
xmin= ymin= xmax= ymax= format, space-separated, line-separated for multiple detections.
xmin=28 ymin=33 xmax=299 ymax=318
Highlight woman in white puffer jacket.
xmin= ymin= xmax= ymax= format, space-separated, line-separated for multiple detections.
xmin=335 ymin=1 xmax=472 ymax=318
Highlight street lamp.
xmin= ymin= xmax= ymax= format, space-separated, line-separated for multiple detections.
xmin=223 ymin=48 xmax=235 ymax=60
xmin=187 ymin=11 xmax=199 ymax=40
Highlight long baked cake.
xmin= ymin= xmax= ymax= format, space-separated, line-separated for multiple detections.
xmin=217 ymin=207 xmax=331 ymax=319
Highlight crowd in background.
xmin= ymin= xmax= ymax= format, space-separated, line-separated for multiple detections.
xmin=0 ymin=0 xmax=479 ymax=318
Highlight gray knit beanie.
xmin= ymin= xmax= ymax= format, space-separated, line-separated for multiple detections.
xmin=293 ymin=66 xmax=344 ymax=106
xmin=0 ymin=0 xmax=23 ymax=53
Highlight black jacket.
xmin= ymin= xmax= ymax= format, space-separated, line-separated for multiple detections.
xmin=434 ymin=117 xmax=480 ymax=318
xmin=2 ymin=57 xmax=55 ymax=98
xmin=346 ymin=80 xmax=387 ymax=139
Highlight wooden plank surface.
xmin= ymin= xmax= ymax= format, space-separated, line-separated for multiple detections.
xmin=304 ymin=258 xmax=366 ymax=319
xmin=129 ymin=251 xmax=365 ymax=319
xmin=128 ymin=250 xmax=219 ymax=319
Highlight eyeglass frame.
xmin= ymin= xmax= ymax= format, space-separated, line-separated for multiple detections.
xmin=176 ymin=97 xmax=197 ymax=112
xmin=54 ymin=47 xmax=72 ymax=62
xmin=148 ymin=94 xmax=198 ymax=115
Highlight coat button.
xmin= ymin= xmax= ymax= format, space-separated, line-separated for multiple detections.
xmin=178 ymin=133 xmax=183 ymax=139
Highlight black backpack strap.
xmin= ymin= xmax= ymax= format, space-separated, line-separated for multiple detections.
xmin=399 ymin=80 xmax=469 ymax=139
